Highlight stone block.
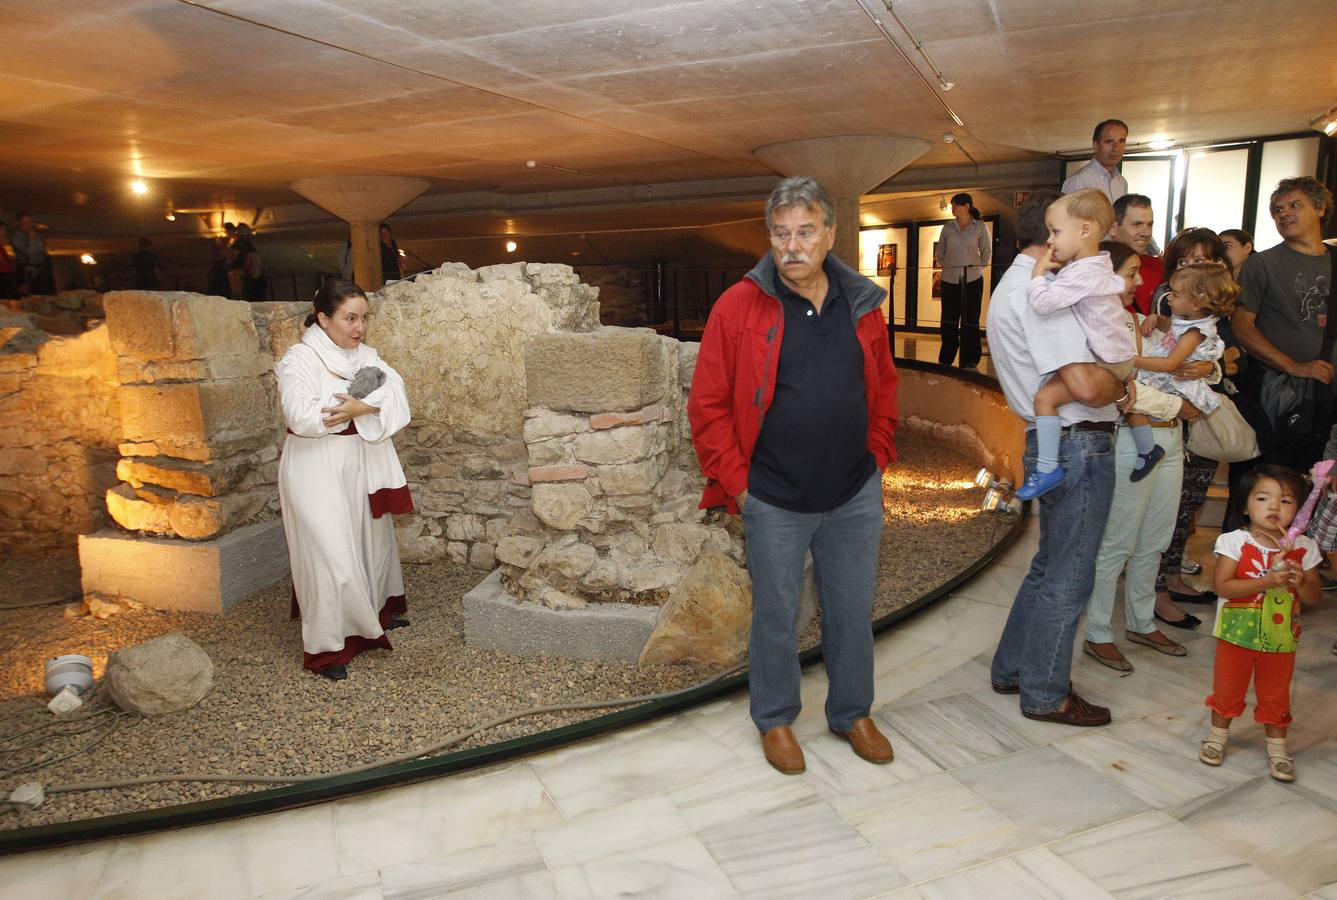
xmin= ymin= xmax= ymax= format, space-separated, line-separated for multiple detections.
xmin=115 ymin=456 xmax=245 ymax=497
xmin=522 ymin=542 xmax=597 ymax=592
xmin=117 ymin=352 xmax=272 ymax=385
xmin=106 ymin=482 xmax=267 ymax=539
xmin=522 ymin=412 xmax=587 ymax=442
xmin=525 ymin=328 xmax=675 ymax=413
xmin=640 ymin=551 xmax=751 ymax=667
xmin=651 ymin=522 xmax=713 ymax=565
xmin=0 ymin=447 xmax=44 ymax=475
xmin=528 ymin=464 xmax=590 ymax=483
xmin=596 ymin=459 xmax=660 ymax=495
xmin=573 ymin=425 xmax=656 ymax=465
xmin=78 ymin=520 xmax=289 ymax=613
xmin=678 ymin=341 xmax=699 ymax=389
xmin=469 ymin=541 xmax=496 ymax=570
xmin=527 ymin=438 xmax=570 ymax=467
xmin=589 ymin=405 xmax=664 ymax=429
xmin=531 ymin=482 xmax=593 ymax=530
xmin=118 ymin=379 xmax=278 ymax=461
xmin=104 ymin=292 xmax=260 ymax=363
xmin=464 ymin=570 xmax=657 ymax=663
xmin=495 ymin=535 xmax=542 ymax=568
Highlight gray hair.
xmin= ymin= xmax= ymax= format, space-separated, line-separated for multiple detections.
xmin=1270 ymin=176 xmax=1333 ymax=224
xmin=765 ymin=176 xmax=836 ymax=229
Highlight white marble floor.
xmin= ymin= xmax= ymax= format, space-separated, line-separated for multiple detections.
xmin=5 ymin=518 xmax=1337 ymax=900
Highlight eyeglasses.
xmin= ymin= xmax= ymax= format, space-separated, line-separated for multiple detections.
xmin=769 ymin=227 xmax=825 ymax=246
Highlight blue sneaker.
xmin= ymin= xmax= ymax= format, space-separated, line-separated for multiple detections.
xmin=1015 ymin=466 xmax=1065 ymax=500
xmin=1130 ymin=444 xmax=1165 ymax=482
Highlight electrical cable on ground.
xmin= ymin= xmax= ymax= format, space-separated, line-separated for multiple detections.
xmin=3 ymin=662 xmax=745 ymax=809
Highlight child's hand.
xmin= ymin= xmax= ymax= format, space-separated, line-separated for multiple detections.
xmin=1032 ymin=249 xmax=1060 ymax=279
xmin=1140 ymin=314 xmax=1168 ymax=337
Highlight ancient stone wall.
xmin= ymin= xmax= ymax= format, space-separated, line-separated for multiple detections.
xmin=0 ymin=316 xmax=122 ymax=554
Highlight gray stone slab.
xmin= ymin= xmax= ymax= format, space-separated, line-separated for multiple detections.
xmin=463 ymin=570 xmax=657 ymax=663
xmin=79 ymin=519 xmax=289 ymax=614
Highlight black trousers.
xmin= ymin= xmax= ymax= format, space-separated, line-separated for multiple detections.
xmin=938 ymin=276 xmax=983 ymax=367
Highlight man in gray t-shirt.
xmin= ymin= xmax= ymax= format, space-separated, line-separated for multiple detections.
xmin=1231 ymin=176 xmax=1335 ymax=491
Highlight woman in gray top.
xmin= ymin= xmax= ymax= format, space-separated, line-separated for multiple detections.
xmin=937 ymin=192 xmax=992 ymax=368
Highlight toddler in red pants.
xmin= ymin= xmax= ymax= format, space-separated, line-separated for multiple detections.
xmin=1201 ymin=465 xmax=1321 ymax=781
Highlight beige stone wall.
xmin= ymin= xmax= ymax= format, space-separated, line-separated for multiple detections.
xmin=0 ymin=317 xmax=122 ymax=554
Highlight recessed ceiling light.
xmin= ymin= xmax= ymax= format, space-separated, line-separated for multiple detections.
xmin=1146 ymin=138 xmax=1175 ymax=150
xmin=80 ymin=253 xmax=96 ymax=265
xmin=505 ymin=240 xmax=517 ymax=253
xmin=131 ymin=180 xmax=148 ymax=195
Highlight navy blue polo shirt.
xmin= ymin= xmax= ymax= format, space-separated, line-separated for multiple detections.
xmin=748 ymin=276 xmax=875 ymax=513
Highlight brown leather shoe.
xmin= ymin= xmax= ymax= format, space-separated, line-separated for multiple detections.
xmin=760 ymin=725 xmax=805 ymax=775
xmin=1022 ymin=692 xmax=1111 ymax=727
xmin=830 ymin=717 xmax=894 ymax=764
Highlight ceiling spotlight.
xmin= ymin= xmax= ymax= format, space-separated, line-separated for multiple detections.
xmin=1309 ymin=105 xmax=1337 ymax=136
xmin=1146 ymin=137 xmax=1175 ymax=150
xmin=1326 ymin=121 xmax=1337 ymax=136
xmin=165 ymin=212 xmax=176 ymax=221
xmin=525 ymin=160 xmax=537 ymax=169
xmin=130 ymin=180 xmax=148 ymax=195
xmin=397 ymin=248 xmax=406 ymax=257
xmin=942 ymin=132 xmax=955 ymax=144
xmin=940 ymin=81 xmax=954 ymax=92
xmin=79 ymin=253 xmax=96 ymax=265
xmin=505 ymin=240 xmax=518 ymax=253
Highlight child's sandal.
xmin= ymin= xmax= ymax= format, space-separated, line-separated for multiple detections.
xmin=1198 ymin=738 xmax=1226 ymax=766
xmin=1267 ymin=750 xmax=1296 ymax=782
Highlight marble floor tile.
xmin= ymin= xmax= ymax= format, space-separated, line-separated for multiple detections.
xmin=801 ymin=719 xmax=941 ymax=801
xmin=953 ymin=745 xmax=1151 ymax=842
xmin=548 ymin=834 xmax=737 ymax=898
xmin=1283 ymin=753 xmax=1337 ymax=814
xmin=871 ymin=646 xmax=976 ymax=710
xmin=258 ymin=871 xmax=384 ymax=900
xmin=534 ymin=795 xmax=691 ymax=869
xmin=878 ymin=691 xmax=1046 ymax=769
xmin=1053 ymin=718 xmax=1254 ymax=809
xmin=872 ymin=632 xmax=939 ymax=676
xmin=681 ymin=688 xmax=761 ymax=762
xmin=1173 ymin=777 xmax=1337 ymax=893
xmin=697 ymin=798 xmax=905 ymax=898
xmin=0 ymin=839 xmax=115 ymax=900
xmin=527 ymin=715 xmax=737 ymax=819
xmin=379 ymin=833 xmax=547 ymax=900
xmin=884 ymin=656 xmax=994 ymax=710
xmin=333 ymin=762 xmax=563 ymax=875
xmin=89 ymin=804 xmax=339 ymax=900
xmin=892 ymin=596 xmax=1013 ymax=657
xmin=667 ymin=756 xmax=823 ymax=832
xmin=908 ymin=846 xmax=1115 ymax=899
xmin=1051 ymin=809 xmax=1294 ymax=899
xmin=1310 ymin=880 xmax=1337 ymax=899
xmin=947 ymin=563 xmax=1033 ymax=608
xmin=832 ymin=771 xmax=1041 ymax=883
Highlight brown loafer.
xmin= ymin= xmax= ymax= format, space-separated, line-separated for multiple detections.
xmin=760 ymin=725 xmax=805 ymax=775
xmin=830 ymin=717 xmax=894 ymax=764
xmin=991 ymin=681 xmax=1020 ymax=694
xmin=1022 ymin=692 xmax=1111 ymax=727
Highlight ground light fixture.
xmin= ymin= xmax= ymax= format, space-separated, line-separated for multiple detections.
xmin=505 ymin=240 xmax=518 ymax=253
xmin=79 ymin=253 xmax=96 ymax=265
xmin=130 ymin=180 xmax=148 ymax=195
xmin=974 ymin=467 xmax=1022 ymax=514
xmin=44 ymin=654 xmax=93 ymax=714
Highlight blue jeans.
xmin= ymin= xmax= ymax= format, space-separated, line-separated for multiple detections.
xmin=743 ymin=471 xmax=883 ymax=733
xmin=991 ymin=428 xmax=1115 ymax=714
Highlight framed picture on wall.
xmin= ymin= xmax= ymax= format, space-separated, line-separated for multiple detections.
xmin=876 ymin=243 xmax=896 ymax=277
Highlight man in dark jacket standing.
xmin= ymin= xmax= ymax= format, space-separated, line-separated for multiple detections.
xmin=688 ymin=176 xmax=899 ymax=775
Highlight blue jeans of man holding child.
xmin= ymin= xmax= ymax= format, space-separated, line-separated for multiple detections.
xmin=991 ymin=428 xmax=1115 ymax=714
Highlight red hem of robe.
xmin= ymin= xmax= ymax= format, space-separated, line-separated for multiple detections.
xmin=369 ymin=485 xmax=414 ymax=518
xmin=294 ymin=593 xmax=409 ymax=674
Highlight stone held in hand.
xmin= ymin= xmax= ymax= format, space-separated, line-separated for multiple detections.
xmin=105 ymin=633 xmax=214 ymax=716
xmin=348 ymin=366 xmax=386 ymax=399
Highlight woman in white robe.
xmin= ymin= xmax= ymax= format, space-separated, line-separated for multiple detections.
xmin=276 ymin=280 xmax=413 ymax=679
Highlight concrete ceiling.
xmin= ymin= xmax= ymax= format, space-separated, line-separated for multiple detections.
xmin=3 ymin=0 xmax=1335 ymax=247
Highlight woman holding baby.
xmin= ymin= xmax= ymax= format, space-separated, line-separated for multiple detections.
xmin=276 ymin=279 xmax=414 ymax=680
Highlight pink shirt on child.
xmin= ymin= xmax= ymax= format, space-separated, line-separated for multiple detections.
xmin=1028 ymin=251 xmax=1136 ymax=364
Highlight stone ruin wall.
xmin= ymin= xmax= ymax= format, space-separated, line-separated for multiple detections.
xmin=2 ymin=264 xmax=747 ymax=623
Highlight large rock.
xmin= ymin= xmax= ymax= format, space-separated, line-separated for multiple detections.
xmin=639 ymin=551 xmax=752 ymax=667
xmin=105 ymin=633 xmax=214 ymax=715
xmin=531 ymin=482 xmax=593 ymax=530
xmin=525 ymin=328 xmax=676 ymax=413
xmin=117 ymin=379 xmax=280 ymax=462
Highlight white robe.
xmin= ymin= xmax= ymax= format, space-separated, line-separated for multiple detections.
xmin=276 ymin=325 xmax=412 ymax=659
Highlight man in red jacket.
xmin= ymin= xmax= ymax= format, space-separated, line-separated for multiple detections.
xmin=688 ymin=176 xmax=899 ymax=775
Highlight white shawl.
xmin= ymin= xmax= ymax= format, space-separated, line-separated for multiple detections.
xmin=278 ymin=325 xmax=411 ymax=498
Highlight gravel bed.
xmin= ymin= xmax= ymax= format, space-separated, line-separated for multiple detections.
xmin=0 ymin=433 xmax=1015 ymax=830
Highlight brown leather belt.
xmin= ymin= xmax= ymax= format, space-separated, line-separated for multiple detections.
xmin=1064 ymin=420 xmax=1117 ymax=434
xmin=1149 ymin=418 xmax=1180 ymax=429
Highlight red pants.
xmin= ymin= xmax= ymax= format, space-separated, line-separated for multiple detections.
xmin=1205 ymin=639 xmax=1295 ymax=726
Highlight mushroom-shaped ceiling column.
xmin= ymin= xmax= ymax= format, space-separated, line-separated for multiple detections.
xmin=753 ymin=136 xmax=932 ymax=270
xmin=290 ymin=176 xmax=432 ymax=291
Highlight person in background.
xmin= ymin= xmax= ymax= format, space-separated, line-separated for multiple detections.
xmin=1220 ymin=229 xmax=1254 ymax=280
xmin=936 ymin=192 xmax=992 ymax=369
xmin=380 ymin=223 xmax=401 ymax=282
xmin=1111 ymin=194 xmax=1161 ymax=315
xmin=234 ymin=224 xmax=265 ymax=301
xmin=1062 ymin=119 xmax=1129 ymax=202
xmin=131 ymin=237 xmax=162 ymax=290
xmin=0 ymin=221 xmax=19 ymax=299
xmin=11 ymin=212 xmax=52 ymax=296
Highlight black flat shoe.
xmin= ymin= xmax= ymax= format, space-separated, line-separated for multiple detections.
xmin=385 ymin=616 xmax=410 ymax=630
xmin=320 ymin=664 xmax=348 ymax=680
xmin=1154 ymin=610 xmax=1201 ymax=629
xmin=1167 ymin=588 xmax=1217 ymax=604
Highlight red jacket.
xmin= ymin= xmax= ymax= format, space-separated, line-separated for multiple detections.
xmin=688 ymin=255 xmax=899 ymax=514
